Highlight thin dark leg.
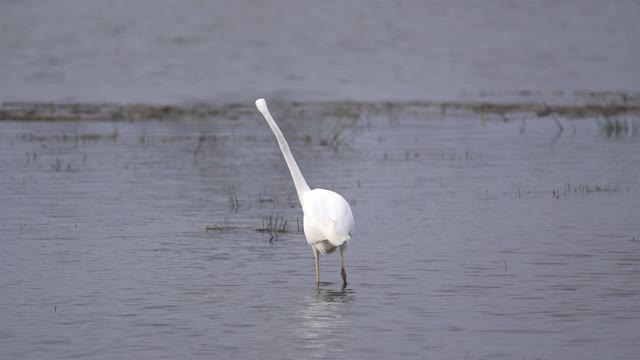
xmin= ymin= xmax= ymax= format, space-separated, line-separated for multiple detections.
xmin=340 ymin=246 xmax=347 ymax=286
xmin=313 ymin=248 xmax=320 ymax=287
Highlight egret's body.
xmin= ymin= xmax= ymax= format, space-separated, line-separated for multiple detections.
xmin=255 ymin=99 xmax=354 ymax=286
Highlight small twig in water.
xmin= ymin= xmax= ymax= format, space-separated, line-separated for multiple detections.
xmin=519 ymin=115 xmax=528 ymax=135
xmin=227 ymin=185 xmax=239 ymax=212
xmin=546 ymin=103 xmax=563 ymax=133
xmin=193 ymin=132 xmax=205 ymax=158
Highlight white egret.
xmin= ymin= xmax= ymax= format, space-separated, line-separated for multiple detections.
xmin=255 ymin=99 xmax=354 ymax=286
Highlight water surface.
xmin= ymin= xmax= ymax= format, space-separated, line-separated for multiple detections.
xmin=1 ymin=108 xmax=639 ymax=359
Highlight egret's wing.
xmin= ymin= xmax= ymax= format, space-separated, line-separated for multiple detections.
xmin=305 ymin=189 xmax=353 ymax=247
xmin=327 ymin=194 xmax=354 ymax=239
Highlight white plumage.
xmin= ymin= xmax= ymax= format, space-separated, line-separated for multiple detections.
xmin=255 ymin=99 xmax=354 ymax=286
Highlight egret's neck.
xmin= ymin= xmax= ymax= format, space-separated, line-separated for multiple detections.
xmin=258 ymin=104 xmax=310 ymax=207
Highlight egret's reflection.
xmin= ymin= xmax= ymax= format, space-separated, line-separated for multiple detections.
xmin=297 ymin=285 xmax=354 ymax=353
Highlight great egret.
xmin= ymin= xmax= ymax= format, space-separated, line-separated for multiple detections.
xmin=255 ymin=99 xmax=354 ymax=286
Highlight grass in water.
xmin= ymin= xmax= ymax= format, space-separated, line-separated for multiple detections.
xmin=596 ymin=116 xmax=633 ymax=137
xmin=257 ymin=214 xmax=288 ymax=235
xmin=551 ymin=182 xmax=626 ymax=198
xmin=206 ymin=217 xmax=231 ymax=232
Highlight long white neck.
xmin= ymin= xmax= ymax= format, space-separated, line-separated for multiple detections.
xmin=255 ymin=99 xmax=311 ymax=207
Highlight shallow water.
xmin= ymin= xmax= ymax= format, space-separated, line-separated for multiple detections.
xmin=1 ymin=108 xmax=639 ymax=359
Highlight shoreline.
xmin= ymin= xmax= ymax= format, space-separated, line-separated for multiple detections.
xmin=2 ymin=92 xmax=639 ymax=122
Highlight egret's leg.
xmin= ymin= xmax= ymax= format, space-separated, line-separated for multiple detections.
xmin=340 ymin=246 xmax=347 ymax=286
xmin=313 ymin=248 xmax=320 ymax=287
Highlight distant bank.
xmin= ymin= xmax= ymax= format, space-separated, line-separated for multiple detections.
xmin=1 ymin=91 xmax=639 ymax=121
